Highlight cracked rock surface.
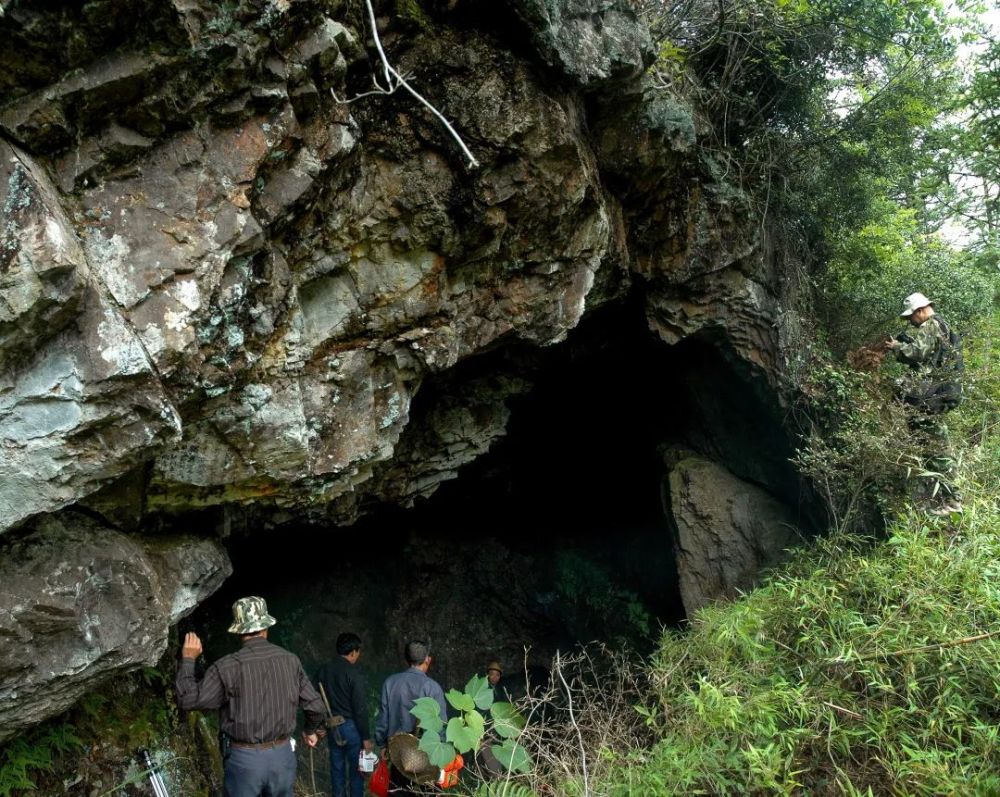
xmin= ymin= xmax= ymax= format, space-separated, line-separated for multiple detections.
xmin=1 ymin=0 xmax=809 ymax=733
xmin=0 ymin=512 xmax=230 ymax=742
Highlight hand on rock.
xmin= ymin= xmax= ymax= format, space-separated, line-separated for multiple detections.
xmin=182 ymin=632 xmax=203 ymax=660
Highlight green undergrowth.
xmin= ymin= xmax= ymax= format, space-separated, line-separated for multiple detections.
xmin=587 ymin=391 xmax=1000 ymax=793
xmin=0 ymin=664 xmax=210 ymax=796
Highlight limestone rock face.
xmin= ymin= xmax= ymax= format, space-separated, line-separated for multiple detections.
xmin=0 ymin=0 xmax=803 ymax=536
xmin=0 ymin=0 xmax=650 ymax=533
xmin=664 ymin=452 xmax=799 ymax=614
xmin=0 ymin=0 xmax=810 ymax=735
xmin=0 ymin=142 xmax=182 ymax=532
xmin=0 ymin=513 xmax=231 ymax=742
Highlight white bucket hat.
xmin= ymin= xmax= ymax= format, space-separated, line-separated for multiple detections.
xmin=900 ymin=292 xmax=932 ymax=317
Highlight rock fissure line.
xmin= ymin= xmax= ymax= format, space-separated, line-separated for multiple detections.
xmin=0 ymin=0 xmax=814 ymax=739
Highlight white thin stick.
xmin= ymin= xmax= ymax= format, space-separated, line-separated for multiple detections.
xmin=822 ymin=701 xmax=863 ymax=721
xmin=335 ymin=0 xmax=479 ymax=169
xmin=365 ymin=0 xmax=393 ymax=89
xmin=555 ymin=651 xmax=590 ymax=796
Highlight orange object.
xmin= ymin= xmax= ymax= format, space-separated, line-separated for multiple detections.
xmin=370 ymin=758 xmax=390 ymax=797
xmin=436 ymin=754 xmax=465 ymax=788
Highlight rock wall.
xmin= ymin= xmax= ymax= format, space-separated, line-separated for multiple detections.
xmin=0 ymin=0 xmax=809 ymax=735
xmin=0 ymin=512 xmax=230 ymax=742
xmin=0 ymin=0 xmax=803 ymax=536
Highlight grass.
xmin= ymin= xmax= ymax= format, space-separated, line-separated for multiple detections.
xmin=578 ymin=324 xmax=1000 ymax=795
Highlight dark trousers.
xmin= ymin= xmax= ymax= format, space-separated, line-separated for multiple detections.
xmin=223 ymin=742 xmax=296 ymax=797
xmin=329 ymin=719 xmax=363 ymax=797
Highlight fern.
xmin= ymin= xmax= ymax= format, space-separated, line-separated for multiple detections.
xmin=0 ymin=765 xmax=36 ymax=797
xmin=0 ymin=737 xmax=53 ymax=796
xmin=37 ymin=724 xmax=82 ymax=757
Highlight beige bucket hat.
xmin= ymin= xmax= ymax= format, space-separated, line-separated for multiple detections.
xmin=900 ymin=292 xmax=932 ymax=317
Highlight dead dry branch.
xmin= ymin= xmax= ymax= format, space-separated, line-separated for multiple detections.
xmin=331 ymin=0 xmax=479 ymax=169
xmin=511 ymin=645 xmax=655 ymax=796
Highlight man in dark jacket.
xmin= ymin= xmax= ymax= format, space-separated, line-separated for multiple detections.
xmin=314 ymin=632 xmax=372 ymax=797
xmin=176 ymin=596 xmax=325 ymax=797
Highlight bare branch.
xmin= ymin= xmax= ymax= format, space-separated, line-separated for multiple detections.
xmin=556 ymin=651 xmax=590 ymax=797
xmin=330 ymin=0 xmax=480 ymax=169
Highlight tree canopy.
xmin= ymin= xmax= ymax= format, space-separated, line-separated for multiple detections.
xmin=643 ymin=0 xmax=998 ymax=350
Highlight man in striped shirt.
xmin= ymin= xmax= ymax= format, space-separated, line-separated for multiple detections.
xmin=176 ymin=596 xmax=326 ymax=797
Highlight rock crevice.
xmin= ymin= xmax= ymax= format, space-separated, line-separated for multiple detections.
xmin=0 ymin=0 xmax=811 ymax=735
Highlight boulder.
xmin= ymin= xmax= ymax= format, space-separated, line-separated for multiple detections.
xmin=505 ymin=0 xmax=655 ymax=88
xmin=664 ymin=452 xmax=799 ymax=615
xmin=0 ymin=512 xmax=231 ymax=741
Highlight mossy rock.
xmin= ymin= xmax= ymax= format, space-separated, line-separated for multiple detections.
xmin=394 ymin=0 xmax=433 ymax=31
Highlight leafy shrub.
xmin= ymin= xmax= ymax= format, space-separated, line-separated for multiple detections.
xmin=791 ymin=360 xmax=917 ymax=533
xmin=412 ymin=675 xmax=530 ymax=774
xmin=552 ymin=552 xmax=655 ymax=651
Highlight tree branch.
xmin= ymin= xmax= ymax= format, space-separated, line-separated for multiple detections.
xmin=331 ymin=0 xmax=479 ymax=169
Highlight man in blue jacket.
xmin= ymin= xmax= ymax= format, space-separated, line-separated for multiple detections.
xmin=375 ymin=640 xmax=448 ymax=796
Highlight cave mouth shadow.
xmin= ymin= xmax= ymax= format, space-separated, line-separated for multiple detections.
xmin=188 ymin=297 xmax=805 ymax=703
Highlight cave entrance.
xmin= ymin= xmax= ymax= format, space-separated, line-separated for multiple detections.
xmin=186 ymin=297 xmax=803 ymax=712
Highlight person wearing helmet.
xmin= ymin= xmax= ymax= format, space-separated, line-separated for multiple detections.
xmin=176 ymin=596 xmax=326 ymax=797
xmin=486 ymin=660 xmax=512 ymax=705
xmin=888 ymin=293 xmax=950 ymax=370
xmin=886 ymin=293 xmax=963 ymax=514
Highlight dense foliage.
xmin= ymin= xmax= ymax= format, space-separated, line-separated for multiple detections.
xmin=642 ymin=0 xmax=999 ymax=352
xmin=520 ymin=317 xmax=994 ymax=794
xmin=556 ymin=1 xmax=1000 ymax=794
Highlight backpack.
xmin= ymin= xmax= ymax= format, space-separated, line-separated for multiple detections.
xmin=933 ymin=318 xmax=963 ymax=372
xmin=915 ymin=317 xmax=963 ymax=413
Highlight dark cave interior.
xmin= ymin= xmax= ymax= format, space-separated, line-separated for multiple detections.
xmin=185 ymin=298 xmax=807 ymax=711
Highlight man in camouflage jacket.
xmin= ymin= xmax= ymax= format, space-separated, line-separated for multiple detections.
xmin=887 ymin=292 xmax=962 ymax=513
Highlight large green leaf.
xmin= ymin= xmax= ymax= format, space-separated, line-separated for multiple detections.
xmin=446 ymin=688 xmax=476 ymax=712
xmin=491 ymin=739 xmax=532 ymax=774
xmin=465 ymin=674 xmax=494 ymax=711
xmin=465 ymin=711 xmax=486 ymax=736
xmin=446 ymin=716 xmax=482 ymax=753
xmin=419 ymin=731 xmax=457 ymax=768
xmin=490 ymin=702 xmax=526 ymax=739
xmin=410 ymin=697 xmax=444 ymax=734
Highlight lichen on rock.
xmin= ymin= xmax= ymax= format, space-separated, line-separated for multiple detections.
xmin=0 ymin=0 xmax=811 ymax=738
